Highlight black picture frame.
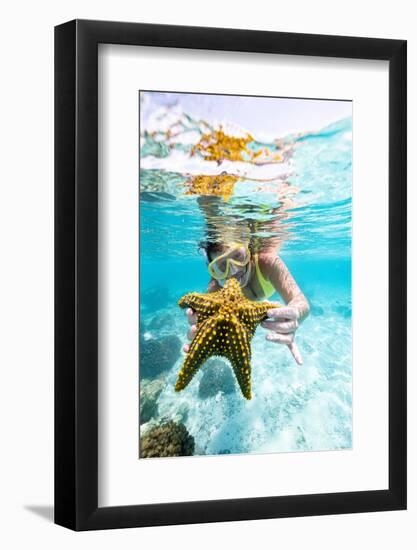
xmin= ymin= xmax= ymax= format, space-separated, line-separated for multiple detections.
xmin=55 ymin=19 xmax=407 ymax=531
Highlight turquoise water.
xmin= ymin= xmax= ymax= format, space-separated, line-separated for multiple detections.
xmin=139 ymin=103 xmax=352 ymax=456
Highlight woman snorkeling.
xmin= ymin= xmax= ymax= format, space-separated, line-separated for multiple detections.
xmin=183 ymin=240 xmax=310 ymax=365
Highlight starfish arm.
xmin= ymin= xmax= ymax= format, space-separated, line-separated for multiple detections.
xmin=175 ymin=317 xmax=218 ymax=392
xmin=178 ymin=291 xmax=221 ymax=319
xmin=221 ymin=319 xmax=252 ymax=399
xmin=237 ymin=302 xmax=274 ymax=333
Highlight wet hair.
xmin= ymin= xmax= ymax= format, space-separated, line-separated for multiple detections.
xmin=199 ymin=240 xmax=253 ymax=262
xmin=198 ymin=241 xmax=226 ymax=262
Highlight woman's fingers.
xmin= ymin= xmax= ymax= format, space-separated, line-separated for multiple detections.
xmin=184 ymin=309 xmax=198 ymax=352
xmin=187 ymin=308 xmax=198 ymax=325
xmin=288 ymin=342 xmax=303 ymax=365
xmin=265 ymin=333 xmax=303 ymax=365
xmin=266 ymin=306 xmax=298 ymax=320
xmin=187 ymin=324 xmax=197 ymax=341
xmin=265 ymin=332 xmax=294 ymax=345
xmin=261 ymin=319 xmax=298 ymax=333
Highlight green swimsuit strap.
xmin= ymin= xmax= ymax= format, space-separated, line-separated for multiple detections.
xmin=254 ymin=254 xmax=276 ymax=299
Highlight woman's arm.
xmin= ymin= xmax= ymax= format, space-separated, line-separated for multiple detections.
xmin=258 ymin=253 xmax=309 ymax=365
xmin=259 ymin=253 xmax=310 ymax=321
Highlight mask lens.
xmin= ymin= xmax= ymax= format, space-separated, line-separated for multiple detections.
xmin=229 ymin=248 xmax=249 ymax=266
xmin=209 ymin=260 xmax=228 ymax=279
xmin=208 ymin=243 xmax=250 ymax=280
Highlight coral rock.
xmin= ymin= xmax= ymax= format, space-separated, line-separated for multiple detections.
xmin=140 ymin=335 xmax=181 ymax=379
xmin=140 ymin=421 xmax=195 ymax=458
xmin=140 ymin=377 xmax=165 ymax=425
xmin=198 ymin=358 xmax=237 ymax=399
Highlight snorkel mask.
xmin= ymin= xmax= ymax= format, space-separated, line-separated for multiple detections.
xmin=207 ymin=242 xmax=251 ymax=281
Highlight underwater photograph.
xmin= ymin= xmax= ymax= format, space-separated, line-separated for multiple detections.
xmin=139 ymin=91 xmax=352 ymax=459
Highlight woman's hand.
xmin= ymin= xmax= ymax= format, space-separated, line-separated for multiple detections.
xmin=261 ymin=305 xmax=303 ymax=365
xmin=183 ymin=308 xmax=198 ymax=352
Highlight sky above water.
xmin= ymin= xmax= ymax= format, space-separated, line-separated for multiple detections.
xmin=141 ymin=91 xmax=352 ymax=141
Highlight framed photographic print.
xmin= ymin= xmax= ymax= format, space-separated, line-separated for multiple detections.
xmin=54 ymin=20 xmax=407 ymax=530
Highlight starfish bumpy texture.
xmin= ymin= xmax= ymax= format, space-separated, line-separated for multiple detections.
xmin=175 ymin=278 xmax=278 ymax=399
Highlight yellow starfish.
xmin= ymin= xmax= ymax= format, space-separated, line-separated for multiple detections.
xmin=175 ymin=278 xmax=279 ymax=400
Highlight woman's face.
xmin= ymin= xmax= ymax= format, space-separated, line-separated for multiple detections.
xmin=210 ymin=245 xmax=251 ymax=287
